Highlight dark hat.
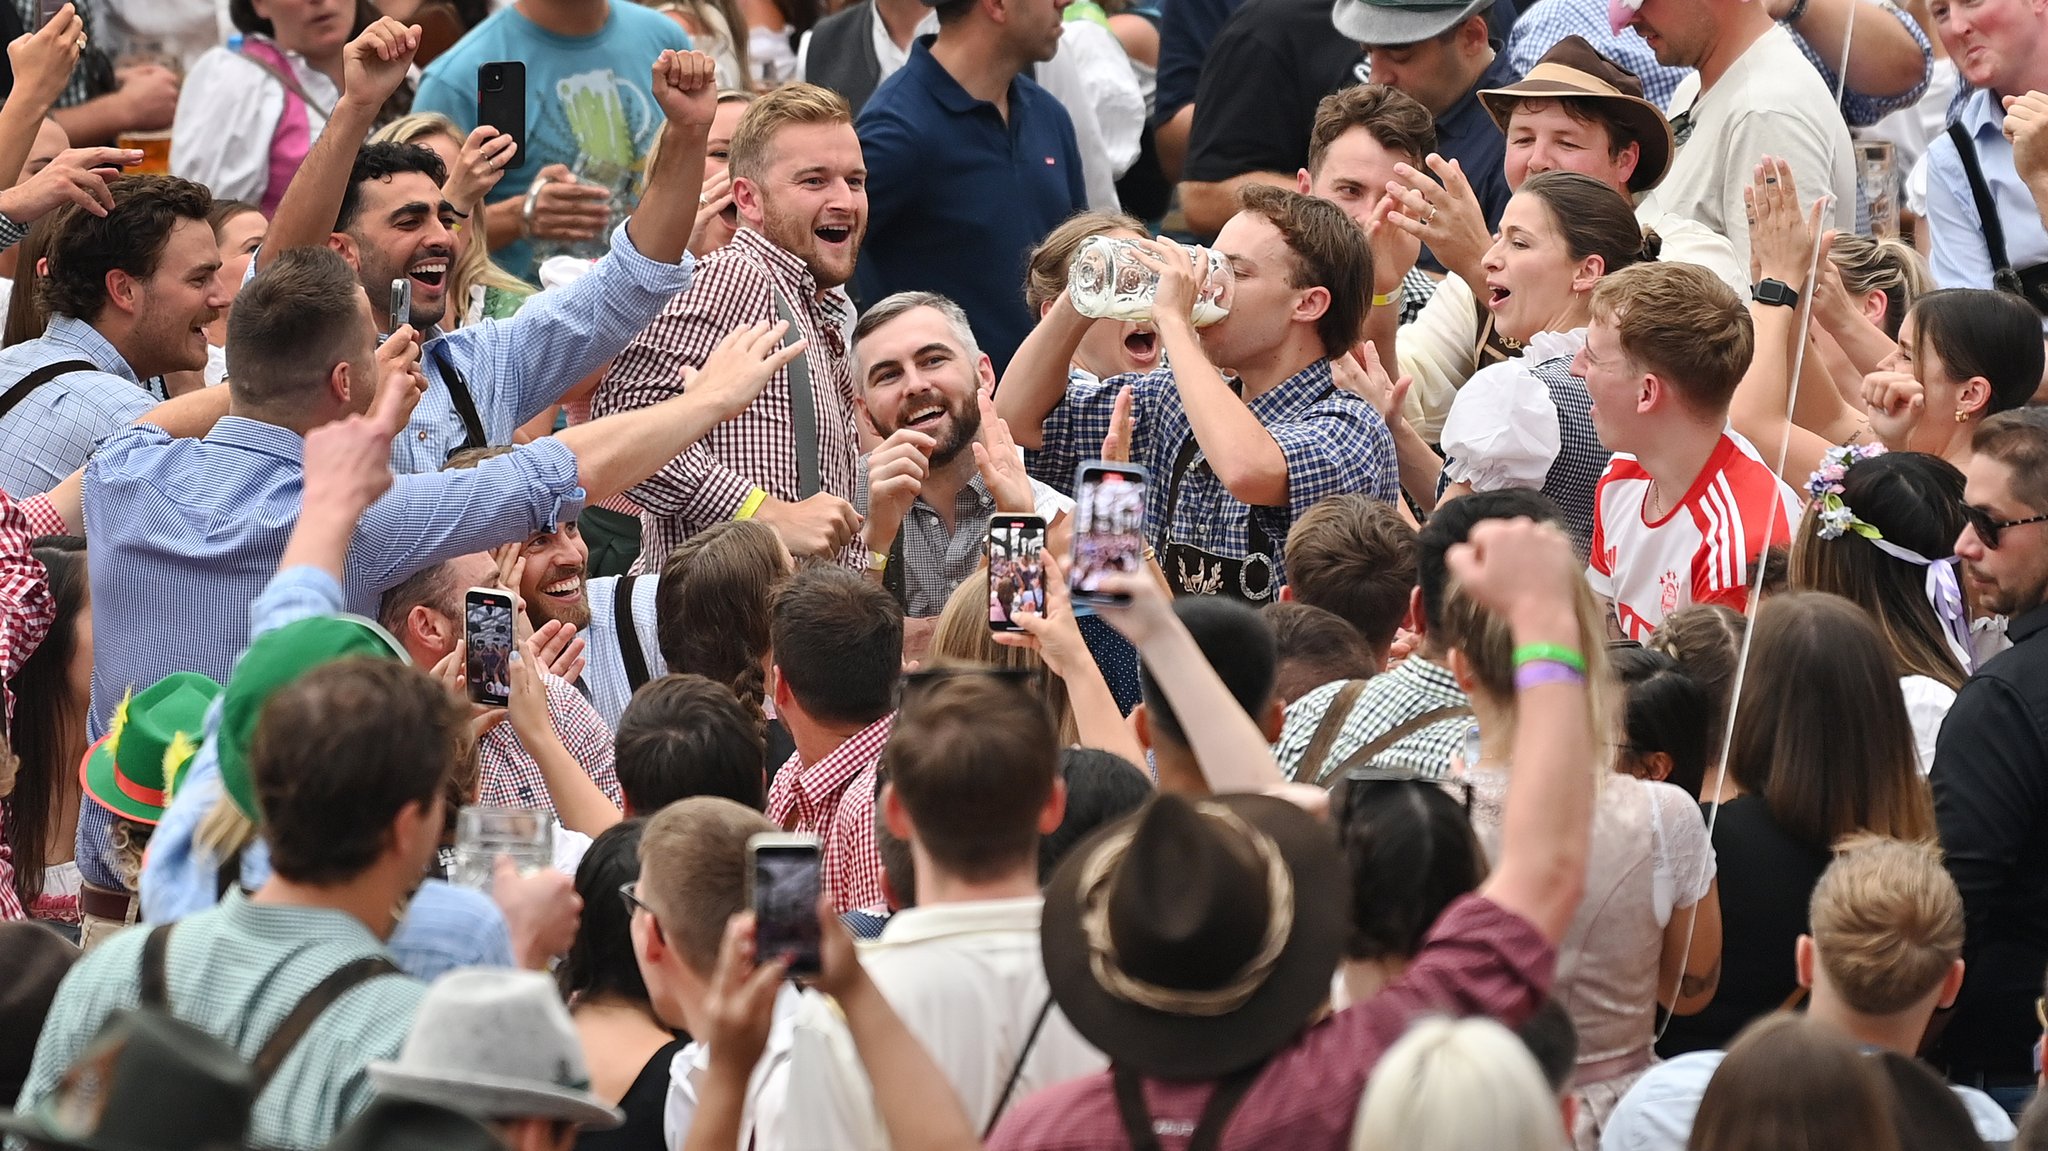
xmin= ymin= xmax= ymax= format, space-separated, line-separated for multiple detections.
xmin=1477 ymin=35 xmax=1675 ymax=194
xmin=1040 ymin=792 xmax=1349 ymax=1079
xmin=0 ymin=1009 xmax=254 ymax=1151
xmin=1331 ymin=0 xmax=1494 ymax=46
xmin=325 ymin=1098 xmax=506 ymax=1151
xmin=0 ymin=923 xmax=80 ymax=1101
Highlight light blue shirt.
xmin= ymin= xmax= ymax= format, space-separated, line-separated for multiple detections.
xmin=1926 ymin=87 xmax=2048 ymax=328
xmin=582 ymin=573 xmax=667 ymax=729
xmin=412 ymin=3 xmax=691 ymax=277
xmin=137 ymin=564 xmax=515 ymax=980
xmin=0 ymin=315 xmax=162 ymax=497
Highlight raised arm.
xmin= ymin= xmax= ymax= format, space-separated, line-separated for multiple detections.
xmin=616 ymin=50 xmax=715 ymax=266
xmin=0 ymin=7 xmax=81 ymax=201
xmin=995 ymin=291 xmax=1095 ymax=449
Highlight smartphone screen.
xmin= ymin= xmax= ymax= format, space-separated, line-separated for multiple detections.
xmin=476 ymin=61 xmax=528 ymax=171
xmin=751 ymin=840 xmax=823 ymax=976
xmin=464 ymin=588 xmax=515 ymax=708
xmin=989 ymin=515 xmax=1048 ymax=632
xmin=1069 ymin=462 xmax=1147 ymax=604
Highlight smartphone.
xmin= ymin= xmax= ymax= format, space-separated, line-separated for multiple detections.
xmin=476 ymin=61 xmax=528 ymax=172
xmin=747 ymin=834 xmax=823 ymax=977
xmin=388 ymin=277 xmax=412 ymax=332
xmin=37 ymin=0 xmax=66 ymax=27
xmin=463 ymin=587 xmax=515 ymax=708
xmin=1069 ymin=461 xmax=1148 ymax=605
xmin=988 ymin=514 xmax=1048 ymax=632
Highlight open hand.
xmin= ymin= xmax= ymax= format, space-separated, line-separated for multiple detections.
xmin=1100 ymin=384 xmax=1135 ymax=462
xmin=692 ymin=318 xmax=807 ymax=420
xmin=0 ymin=146 xmax=139 ymax=222
xmin=1386 ymin=155 xmax=1489 ymax=290
xmin=1745 ymin=156 xmax=1825 ymax=288
xmin=992 ymin=549 xmax=1091 ymax=679
xmin=971 ymin=391 xmax=1037 ymax=513
xmin=1330 ymin=340 xmax=1410 ymax=422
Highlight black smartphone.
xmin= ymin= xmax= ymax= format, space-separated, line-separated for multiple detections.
xmin=747 ymin=834 xmax=823 ymax=977
xmin=38 ymin=0 xmax=66 ymax=27
xmin=476 ymin=61 xmax=527 ymax=172
xmin=463 ymin=587 xmax=515 ymax=708
xmin=1069 ymin=461 xmax=1148 ymax=605
xmin=389 ymin=277 xmax=411 ymax=332
xmin=988 ymin=513 xmax=1048 ymax=632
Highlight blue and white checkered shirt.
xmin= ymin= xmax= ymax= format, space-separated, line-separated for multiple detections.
xmin=1032 ymin=358 xmax=1398 ymax=588
xmin=1507 ymin=0 xmax=1930 ymax=127
xmin=0 ymin=314 xmax=163 ymax=497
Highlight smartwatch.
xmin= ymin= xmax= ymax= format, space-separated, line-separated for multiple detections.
xmin=1753 ymin=278 xmax=1801 ymax=308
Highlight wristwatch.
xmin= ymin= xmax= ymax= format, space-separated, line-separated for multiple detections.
xmin=1753 ymin=278 xmax=1801 ymax=308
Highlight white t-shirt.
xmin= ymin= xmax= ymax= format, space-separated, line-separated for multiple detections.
xmin=1588 ymin=431 xmax=1801 ymax=640
xmin=1636 ymin=25 xmax=1857 ymax=262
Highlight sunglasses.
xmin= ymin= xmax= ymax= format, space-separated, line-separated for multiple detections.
xmin=1962 ymin=503 xmax=2048 ymax=550
xmin=618 ymin=880 xmax=655 ymax=921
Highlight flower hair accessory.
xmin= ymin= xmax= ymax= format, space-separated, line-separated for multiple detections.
xmin=1806 ymin=443 xmax=1975 ymax=674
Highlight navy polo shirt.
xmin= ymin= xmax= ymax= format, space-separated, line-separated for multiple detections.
xmin=855 ymin=36 xmax=1087 ymax=373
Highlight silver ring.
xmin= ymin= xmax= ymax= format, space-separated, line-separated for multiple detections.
xmin=699 ymin=194 xmax=710 ymax=206
xmin=1424 ymin=207 xmax=1438 ymax=225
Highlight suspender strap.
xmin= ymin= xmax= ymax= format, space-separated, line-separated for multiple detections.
xmin=613 ymin=575 xmax=652 ymax=692
xmin=233 ymin=37 xmax=337 ymax=120
xmin=1298 ymin=680 xmax=1369 ymax=784
xmin=1161 ymin=434 xmax=1271 ymax=558
xmin=138 ymin=924 xmax=174 ymax=1009
xmin=1317 ymin=704 xmax=1474 ymax=786
xmin=0 ymin=359 xmax=98 ymax=424
xmin=248 ymin=956 xmax=401 ymax=1089
xmin=982 ymin=996 xmax=1057 ymax=1139
xmin=768 ymin=286 xmax=821 ymax=499
xmin=1111 ymin=1060 xmax=1265 ymax=1151
xmin=428 ymin=341 xmax=488 ymax=456
xmin=1948 ymin=122 xmax=2021 ymax=293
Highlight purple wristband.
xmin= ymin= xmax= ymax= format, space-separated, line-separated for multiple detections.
xmin=1514 ymin=660 xmax=1586 ymax=692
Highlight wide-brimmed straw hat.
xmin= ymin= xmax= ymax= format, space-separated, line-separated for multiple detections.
xmin=1041 ymin=792 xmax=1350 ymax=1079
xmin=1478 ymin=35 xmax=1675 ymax=194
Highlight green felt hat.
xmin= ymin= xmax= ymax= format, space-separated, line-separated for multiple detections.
xmin=217 ymin=614 xmax=409 ymax=822
xmin=79 ymin=673 xmax=222 ymax=825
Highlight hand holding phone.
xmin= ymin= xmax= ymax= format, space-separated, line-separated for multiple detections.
xmin=464 ymin=587 xmax=515 ymax=707
xmin=389 ymin=277 xmax=412 ymax=332
xmin=988 ymin=514 xmax=1048 ymax=632
xmin=1068 ymin=461 xmax=1148 ymax=606
xmin=476 ymin=61 xmax=527 ymax=171
xmin=747 ymin=834 xmax=823 ymax=977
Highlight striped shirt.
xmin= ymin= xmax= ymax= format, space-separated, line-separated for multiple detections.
xmin=0 ymin=315 xmax=162 ymax=497
xmin=16 ymin=890 xmax=424 ymax=1151
xmin=594 ymin=227 xmax=864 ymax=572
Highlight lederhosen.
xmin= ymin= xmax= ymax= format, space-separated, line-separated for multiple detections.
xmin=1158 ymin=387 xmax=1335 ymax=605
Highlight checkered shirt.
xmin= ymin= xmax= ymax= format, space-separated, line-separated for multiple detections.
xmin=1531 ymin=353 xmax=1612 ymax=556
xmin=16 ymin=889 xmax=425 ymax=1150
xmin=1272 ymin=659 xmax=1473 ymax=784
xmin=594 ymin=227 xmax=864 ymax=572
xmin=1507 ymin=0 xmax=1929 ymax=125
xmin=765 ymin=712 xmax=895 ymax=913
xmin=0 ymin=489 xmax=57 ymax=921
xmin=853 ymin=466 xmax=1070 ymax=617
xmin=1031 ymin=358 xmax=1398 ymax=588
xmin=477 ymin=671 xmax=623 ymax=813
xmin=0 ymin=315 xmax=162 ymax=497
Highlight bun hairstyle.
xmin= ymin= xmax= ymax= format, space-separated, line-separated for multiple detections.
xmin=1518 ymin=170 xmax=1659 ymax=276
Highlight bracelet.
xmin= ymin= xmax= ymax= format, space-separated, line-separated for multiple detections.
xmin=446 ymin=204 xmax=472 ymax=220
xmin=869 ymin=549 xmax=890 ymax=574
xmin=1142 ymin=546 xmax=1158 ymax=563
xmin=1514 ymin=661 xmax=1587 ymax=692
xmin=1371 ymin=292 xmax=1395 ymax=307
xmin=521 ymin=177 xmax=550 ymax=238
xmin=735 ymin=488 xmax=767 ymax=520
xmin=1511 ymin=643 xmax=1586 ymax=673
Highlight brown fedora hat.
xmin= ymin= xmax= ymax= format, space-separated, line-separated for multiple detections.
xmin=1041 ymin=792 xmax=1349 ymax=1079
xmin=1478 ymin=35 xmax=1675 ymax=194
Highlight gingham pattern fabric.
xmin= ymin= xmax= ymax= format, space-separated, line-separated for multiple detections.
xmin=852 ymin=467 xmax=1069 ymax=618
xmin=0 ymin=489 xmax=57 ymax=920
xmin=1272 ymin=660 xmax=1472 ymax=784
xmin=1531 ymin=353 xmax=1613 ymax=557
xmin=766 ymin=712 xmax=896 ymax=914
xmin=594 ymin=227 xmax=864 ymax=571
xmin=0 ymin=315 xmax=162 ymax=497
xmin=476 ymin=670 xmax=623 ymax=813
xmin=1032 ymin=358 xmax=1399 ymax=588
xmin=15 ymin=890 xmax=425 ymax=1150
xmin=387 ymin=222 xmax=694 ymax=475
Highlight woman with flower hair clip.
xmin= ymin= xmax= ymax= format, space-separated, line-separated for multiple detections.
xmin=1790 ymin=447 xmax=1970 ymax=772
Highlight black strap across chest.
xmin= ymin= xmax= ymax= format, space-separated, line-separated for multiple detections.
xmin=0 ymin=359 xmax=97 ymax=424
xmin=613 ymin=575 xmax=652 ymax=692
xmin=1111 ymin=1060 xmax=1265 ymax=1151
xmin=427 ymin=341 xmax=488 ymax=457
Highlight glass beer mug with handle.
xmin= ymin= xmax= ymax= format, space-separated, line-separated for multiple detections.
xmin=1069 ymin=236 xmax=1235 ymax=327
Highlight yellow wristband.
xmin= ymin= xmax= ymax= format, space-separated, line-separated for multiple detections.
xmin=1372 ymin=292 xmax=1395 ymax=307
xmin=869 ymin=549 xmax=889 ymax=574
xmin=735 ymin=488 xmax=767 ymax=520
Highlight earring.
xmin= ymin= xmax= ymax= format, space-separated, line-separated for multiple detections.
xmin=1955 ymin=408 xmax=1971 ymax=424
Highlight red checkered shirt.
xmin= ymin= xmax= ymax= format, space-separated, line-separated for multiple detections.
xmin=765 ymin=712 xmax=895 ymax=913
xmin=0 ymin=491 xmax=61 ymax=921
xmin=593 ymin=227 xmax=865 ymax=573
xmin=478 ymin=672 xmax=623 ymax=813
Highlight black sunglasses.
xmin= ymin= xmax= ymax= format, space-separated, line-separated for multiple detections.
xmin=1963 ymin=503 xmax=2048 ymax=550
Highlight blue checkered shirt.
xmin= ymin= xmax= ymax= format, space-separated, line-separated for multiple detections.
xmin=1507 ymin=0 xmax=1930 ymax=126
xmin=0 ymin=315 xmax=163 ymax=497
xmin=1031 ymin=358 xmax=1398 ymax=588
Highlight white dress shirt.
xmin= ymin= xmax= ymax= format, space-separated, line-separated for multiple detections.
xmin=171 ymin=42 xmax=337 ymax=207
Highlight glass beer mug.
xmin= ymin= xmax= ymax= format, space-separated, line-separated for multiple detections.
xmin=1069 ymin=236 xmax=1234 ymax=327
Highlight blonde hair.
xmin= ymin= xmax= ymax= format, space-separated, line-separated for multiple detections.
xmin=196 ymin=793 xmax=258 ymax=865
xmin=928 ymin=575 xmax=1081 ymax=746
xmin=1437 ymin=558 xmax=1613 ymax=746
xmin=1808 ymin=835 xmax=1962 ymax=1017
xmin=1826 ymin=234 xmax=1930 ymax=339
xmin=1024 ymin=209 xmax=1146 ymax=314
xmin=647 ymin=0 xmax=753 ymax=89
xmin=727 ymin=83 xmax=852 ymax=184
xmin=369 ymin=112 xmax=533 ymax=322
xmin=1350 ymin=1016 xmax=1568 ymax=1151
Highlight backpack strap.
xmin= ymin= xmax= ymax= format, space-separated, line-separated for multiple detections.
xmin=1298 ymin=680 xmax=1368 ymax=784
xmin=613 ymin=575 xmax=652 ymax=692
xmin=427 ymin=341 xmax=488 ymax=457
xmin=1316 ymin=704 xmax=1473 ymax=787
xmin=1946 ymin=121 xmax=2028 ymax=298
xmin=248 ymin=956 xmax=402 ymax=1090
xmin=138 ymin=923 xmax=175 ymax=1010
xmin=0 ymin=359 xmax=99 ymax=424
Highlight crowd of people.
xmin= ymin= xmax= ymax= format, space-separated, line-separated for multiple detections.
xmin=0 ymin=0 xmax=2046 ymax=1148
